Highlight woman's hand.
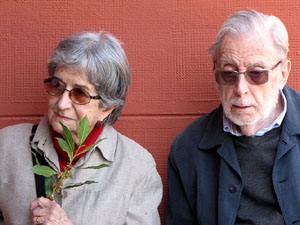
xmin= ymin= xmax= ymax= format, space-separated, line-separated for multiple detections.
xmin=30 ymin=197 xmax=74 ymax=225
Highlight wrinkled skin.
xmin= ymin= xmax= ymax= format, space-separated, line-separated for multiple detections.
xmin=215 ymin=32 xmax=291 ymax=136
xmin=30 ymin=66 xmax=115 ymax=224
xmin=30 ymin=197 xmax=73 ymax=225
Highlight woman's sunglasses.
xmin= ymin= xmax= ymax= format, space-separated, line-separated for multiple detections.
xmin=44 ymin=77 xmax=101 ymax=105
xmin=214 ymin=61 xmax=282 ymax=85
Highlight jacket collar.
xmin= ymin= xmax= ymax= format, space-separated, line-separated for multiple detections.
xmin=197 ymin=105 xmax=242 ymax=176
xmin=96 ymin=124 xmax=117 ymax=162
xmin=281 ymin=86 xmax=300 ymax=136
xmin=197 ymin=105 xmax=229 ymax=150
xmin=197 ymin=86 xmax=300 ymax=176
xmin=32 ymin=116 xmax=117 ymax=167
xmin=198 ymin=86 xmax=300 ymax=150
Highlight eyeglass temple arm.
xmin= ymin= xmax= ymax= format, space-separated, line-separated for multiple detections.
xmin=91 ymin=96 xmax=101 ymax=100
xmin=213 ymin=61 xmax=216 ymax=72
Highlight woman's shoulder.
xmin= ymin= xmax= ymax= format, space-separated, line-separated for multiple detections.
xmin=119 ymin=132 xmax=155 ymax=162
xmin=113 ymin=129 xmax=162 ymax=188
xmin=103 ymin=126 xmax=156 ymax=167
xmin=0 ymin=123 xmax=34 ymax=162
xmin=0 ymin=123 xmax=33 ymax=140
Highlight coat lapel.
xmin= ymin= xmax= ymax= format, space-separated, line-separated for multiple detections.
xmin=198 ymin=106 xmax=242 ymax=225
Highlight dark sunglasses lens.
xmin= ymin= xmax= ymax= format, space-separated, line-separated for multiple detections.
xmin=215 ymin=71 xmax=237 ymax=85
xmin=70 ymin=88 xmax=90 ymax=104
xmin=247 ymin=70 xmax=269 ymax=85
xmin=44 ymin=79 xmax=64 ymax=96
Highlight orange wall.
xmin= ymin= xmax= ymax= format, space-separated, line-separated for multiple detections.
xmin=1 ymin=0 xmax=300 ymax=223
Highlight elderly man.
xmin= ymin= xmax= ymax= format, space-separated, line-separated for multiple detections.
xmin=166 ymin=9 xmax=299 ymax=225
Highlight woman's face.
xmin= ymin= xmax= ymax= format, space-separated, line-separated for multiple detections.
xmin=47 ymin=66 xmax=114 ymax=144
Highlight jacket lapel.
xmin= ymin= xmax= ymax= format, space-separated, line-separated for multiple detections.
xmin=272 ymin=86 xmax=300 ymax=223
xmin=198 ymin=106 xmax=242 ymax=225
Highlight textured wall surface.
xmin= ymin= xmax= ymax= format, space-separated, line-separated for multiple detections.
xmin=1 ymin=0 xmax=300 ymax=223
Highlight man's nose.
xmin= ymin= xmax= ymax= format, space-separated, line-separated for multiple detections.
xmin=234 ymin=73 xmax=249 ymax=96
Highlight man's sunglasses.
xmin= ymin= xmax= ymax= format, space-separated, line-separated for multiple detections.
xmin=44 ymin=77 xmax=101 ymax=105
xmin=214 ymin=61 xmax=282 ymax=85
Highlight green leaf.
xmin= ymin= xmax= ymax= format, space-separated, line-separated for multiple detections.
xmin=32 ymin=165 xmax=57 ymax=177
xmin=64 ymin=180 xmax=98 ymax=189
xmin=59 ymin=121 xmax=75 ymax=155
xmin=76 ymin=163 xmax=110 ymax=170
xmin=45 ymin=176 xmax=55 ymax=196
xmin=56 ymin=137 xmax=73 ymax=161
xmin=56 ymin=137 xmax=71 ymax=151
xmin=78 ymin=116 xmax=90 ymax=145
xmin=75 ymin=138 xmax=104 ymax=157
xmin=56 ymin=137 xmax=73 ymax=160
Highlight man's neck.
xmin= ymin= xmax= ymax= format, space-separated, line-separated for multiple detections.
xmin=238 ymin=98 xmax=284 ymax=136
xmin=238 ymin=124 xmax=265 ymax=136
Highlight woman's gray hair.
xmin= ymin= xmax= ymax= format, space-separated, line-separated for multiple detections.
xmin=208 ymin=9 xmax=289 ymax=60
xmin=48 ymin=31 xmax=130 ymax=125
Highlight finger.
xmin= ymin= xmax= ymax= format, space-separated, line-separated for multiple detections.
xmin=32 ymin=216 xmax=45 ymax=225
xmin=32 ymin=208 xmax=47 ymax=217
xmin=31 ymin=196 xmax=55 ymax=211
xmin=30 ymin=199 xmax=43 ymax=211
xmin=38 ymin=196 xmax=55 ymax=205
xmin=37 ymin=216 xmax=45 ymax=224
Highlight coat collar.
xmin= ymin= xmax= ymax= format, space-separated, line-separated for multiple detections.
xmin=96 ymin=124 xmax=117 ymax=162
xmin=197 ymin=86 xmax=300 ymax=176
xmin=281 ymin=86 xmax=300 ymax=136
xmin=32 ymin=116 xmax=117 ymax=167
xmin=198 ymin=86 xmax=300 ymax=150
xmin=197 ymin=105 xmax=229 ymax=150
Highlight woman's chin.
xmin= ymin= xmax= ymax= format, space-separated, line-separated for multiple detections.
xmin=51 ymin=123 xmax=63 ymax=135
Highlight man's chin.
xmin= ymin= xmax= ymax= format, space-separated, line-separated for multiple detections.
xmin=228 ymin=114 xmax=258 ymax=126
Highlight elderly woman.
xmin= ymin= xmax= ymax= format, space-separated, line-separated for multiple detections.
xmin=0 ymin=31 xmax=162 ymax=224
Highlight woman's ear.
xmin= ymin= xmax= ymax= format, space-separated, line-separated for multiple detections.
xmin=99 ymin=106 xmax=117 ymax=122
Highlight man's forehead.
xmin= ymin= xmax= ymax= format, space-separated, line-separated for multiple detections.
xmin=218 ymin=56 xmax=268 ymax=66
xmin=216 ymin=33 xmax=278 ymax=66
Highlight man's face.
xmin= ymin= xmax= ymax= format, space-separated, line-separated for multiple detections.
xmin=215 ymin=32 xmax=290 ymax=133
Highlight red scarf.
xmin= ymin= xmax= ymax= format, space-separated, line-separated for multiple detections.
xmin=51 ymin=122 xmax=104 ymax=171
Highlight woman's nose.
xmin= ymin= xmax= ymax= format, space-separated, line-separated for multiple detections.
xmin=57 ymin=90 xmax=73 ymax=110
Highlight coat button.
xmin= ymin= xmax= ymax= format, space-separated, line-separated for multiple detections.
xmin=229 ymin=184 xmax=238 ymax=193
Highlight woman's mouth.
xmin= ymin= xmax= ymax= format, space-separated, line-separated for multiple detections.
xmin=55 ymin=112 xmax=72 ymax=121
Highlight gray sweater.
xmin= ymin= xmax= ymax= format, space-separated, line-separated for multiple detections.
xmin=234 ymin=127 xmax=284 ymax=225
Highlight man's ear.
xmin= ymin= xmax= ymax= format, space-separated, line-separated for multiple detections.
xmin=280 ymin=60 xmax=291 ymax=90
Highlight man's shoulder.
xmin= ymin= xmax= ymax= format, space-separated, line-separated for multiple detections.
xmin=284 ymin=85 xmax=300 ymax=101
xmin=282 ymin=86 xmax=300 ymax=133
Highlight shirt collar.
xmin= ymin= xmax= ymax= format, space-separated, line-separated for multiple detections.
xmin=223 ymin=90 xmax=287 ymax=137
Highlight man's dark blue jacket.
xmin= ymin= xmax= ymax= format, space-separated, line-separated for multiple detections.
xmin=166 ymin=86 xmax=300 ymax=225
